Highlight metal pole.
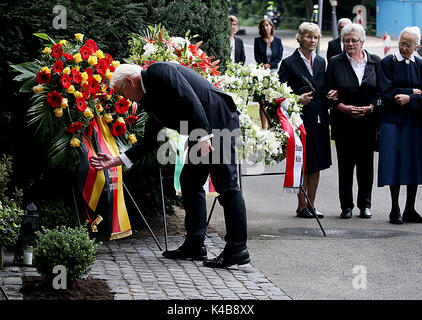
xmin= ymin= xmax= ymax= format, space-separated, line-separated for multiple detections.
xmin=299 ymin=184 xmax=326 ymax=237
xmin=0 ymin=283 xmax=9 ymax=300
xmin=159 ymin=168 xmax=169 ymax=251
xmin=206 ymin=197 xmax=219 ymax=227
xmin=70 ymin=178 xmax=81 ymax=227
xmin=123 ymin=182 xmax=163 ymax=251
xmin=316 ymin=0 xmax=324 ymax=55
xmin=331 ymin=3 xmax=338 ymax=39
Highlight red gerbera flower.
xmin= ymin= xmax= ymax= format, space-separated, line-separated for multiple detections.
xmin=125 ymin=115 xmax=138 ymax=125
xmin=87 ymin=78 xmax=100 ymax=95
xmin=52 ymin=60 xmax=64 ymax=74
xmin=75 ymin=97 xmax=87 ymax=112
xmin=63 ymin=52 xmax=74 ymax=62
xmin=67 ymin=121 xmax=83 ymax=133
xmin=71 ymin=68 xmax=82 ymax=84
xmin=85 ymin=68 xmax=93 ymax=76
xmin=96 ymin=58 xmax=108 ymax=76
xmin=51 ymin=43 xmax=63 ymax=59
xmin=61 ymin=73 xmax=71 ymax=89
xmin=35 ymin=70 xmax=51 ymax=84
xmin=114 ymin=98 xmax=130 ymax=114
xmin=85 ymin=39 xmax=98 ymax=53
xmin=80 ymin=45 xmax=92 ymax=60
xmin=111 ymin=121 xmax=126 ymax=137
xmin=46 ymin=91 xmax=63 ymax=108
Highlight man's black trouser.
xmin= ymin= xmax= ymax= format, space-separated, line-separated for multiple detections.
xmin=180 ymin=114 xmax=247 ymax=253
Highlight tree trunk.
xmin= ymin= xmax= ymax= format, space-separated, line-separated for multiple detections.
xmin=279 ymin=0 xmax=289 ymax=17
xmin=0 ymin=246 xmax=4 ymax=269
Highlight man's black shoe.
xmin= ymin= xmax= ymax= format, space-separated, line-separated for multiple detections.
xmin=340 ymin=208 xmax=352 ymax=219
xmin=359 ymin=208 xmax=372 ymax=219
xmin=162 ymin=244 xmax=207 ymax=261
xmin=203 ymin=249 xmax=250 ymax=268
xmin=389 ymin=210 xmax=403 ymax=225
xmin=402 ymin=210 xmax=422 ymax=223
xmin=296 ymin=208 xmax=314 ymax=218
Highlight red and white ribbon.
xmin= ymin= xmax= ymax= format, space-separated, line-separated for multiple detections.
xmin=276 ymin=98 xmax=306 ymax=190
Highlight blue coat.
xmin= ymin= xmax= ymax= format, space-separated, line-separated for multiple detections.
xmin=253 ymin=36 xmax=283 ymax=69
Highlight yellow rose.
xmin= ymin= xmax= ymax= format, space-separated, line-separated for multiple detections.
xmin=61 ymin=98 xmax=68 ymax=109
xmin=95 ymin=50 xmax=105 ymax=59
xmin=41 ymin=67 xmax=51 ymax=74
xmin=42 ymin=47 xmax=52 ymax=55
xmin=106 ymin=69 xmax=113 ymax=80
xmin=73 ymin=53 xmax=83 ymax=63
xmin=81 ymin=72 xmax=88 ymax=81
xmin=92 ymin=74 xmax=102 ymax=83
xmin=88 ymin=55 xmax=98 ymax=66
xmin=112 ymin=61 xmax=120 ymax=68
xmin=32 ymin=85 xmax=43 ymax=93
xmin=116 ymin=117 xmax=125 ymax=124
xmin=54 ymin=108 xmax=63 ymax=117
xmin=74 ymin=91 xmax=83 ymax=99
xmin=84 ymin=108 xmax=94 ymax=119
xmin=106 ymin=94 xmax=112 ymax=100
xmin=101 ymin=85 xmax=107 ymax=92
xmin=59 ymin=40 xmax=67 ymax=47
xmin=103 ymin=113 xmax=113 ymax=123
xmin=128 ymin=134 xmax=137 ymax=144
xmin=75 ymin=66 xmax=80 ymax=71
xmin=75 ymin=33 xmax=84 ymax=42
xmin=96 ymin=104 xmax=104 ymax=113
xmin=63 ymin=67 xmax=71 ymax=75
xmin=70 ymin=137 xmax=81 ymax=148
xmin=66 ymin=85 xmax=75 ymax=94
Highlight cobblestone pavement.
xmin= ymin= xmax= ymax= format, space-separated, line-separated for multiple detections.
xmin=0 ymin=233 xmax=290 ymax=300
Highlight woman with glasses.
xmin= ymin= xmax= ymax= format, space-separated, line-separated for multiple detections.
xmin=278 ymin=22 xmax=333 ymax=219
xmin=377 ymin=26 xmax=422 ymax=224
xmin=326 ymin=23 xmax=381 ymax=220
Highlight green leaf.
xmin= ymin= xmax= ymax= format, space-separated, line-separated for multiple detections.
xmin=19 ymin=78 xmax=37 ymax=92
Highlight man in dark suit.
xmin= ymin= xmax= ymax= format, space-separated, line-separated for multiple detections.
xmin=90 ymin=62 xmax=249 ymax=268
xmin=326 ymin=18 xmax=352 ymax=61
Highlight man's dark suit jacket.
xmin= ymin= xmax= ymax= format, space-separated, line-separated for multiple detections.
xmin=234 ymin=36 xmax=246 ymax=64
xmin=326 ymin=37 xmax=342 ymax=61
xmin=124 ymin=62 xmax=238 ymax=163
xmin=326 ymin=50 xmax=381 ymax=142
xmin=254 ymin=36 xmax=283 ymax=69
xmin=278 ymin=48 xmax=328 ymax=130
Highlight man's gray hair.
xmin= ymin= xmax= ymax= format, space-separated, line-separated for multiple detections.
xmin=110 ymin=64 xmax=143 ymax=91
xmin=400 ymin=26 xmax=421 ymax=45
xmin=341 ymin=23 xmax=366 ymax=42
xmin=296 ymin=22 xmax=321 ymax=43
xmin=338 ymin=18 xmax=352 ymax=27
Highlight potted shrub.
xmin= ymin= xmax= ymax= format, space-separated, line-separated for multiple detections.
xmin=33 ymin=225 xmax=100 ymax=287
xmin=0 ymin=202 xmax=25 ymax=269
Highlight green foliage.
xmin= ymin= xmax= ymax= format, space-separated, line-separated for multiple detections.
xmin=0 ymin=201 xmax=25 ymax=248
xmin=0 ymin=154 xmax=23 ymax=207
xmin=33 ymin=224 xmax=99 ymax=282
xmin=37 ymin=199 xmax=80 ymax=230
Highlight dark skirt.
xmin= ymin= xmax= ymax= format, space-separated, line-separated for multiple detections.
xmin=378 ymin=117 xmax=422 ymax=186
xmin=304 ymin=123 xmax=332 ymax=175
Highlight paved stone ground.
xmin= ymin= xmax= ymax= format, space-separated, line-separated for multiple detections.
xmin=0 ymin=233 xmax=290 ymax=300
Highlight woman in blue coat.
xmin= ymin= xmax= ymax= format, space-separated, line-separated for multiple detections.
xmin=378 ymin=26 xmax=422 ymax=224
xmin=254 ymin=18 xmax=283 ymax=128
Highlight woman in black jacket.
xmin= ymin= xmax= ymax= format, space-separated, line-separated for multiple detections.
xmin=229 ymin=15 xmax=246 ymax=65
xmin=278 ymin=22 xmax=332 ymax=219
xmin=326 ymin=23 xmax=380 ymax=220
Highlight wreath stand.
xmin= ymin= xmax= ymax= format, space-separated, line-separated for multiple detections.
xmin=70 ymin=174 xmax=163 ymax=251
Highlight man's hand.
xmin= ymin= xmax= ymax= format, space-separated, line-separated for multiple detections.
xmin=395 ymin=94 xmax=410 ymax=106
xmin=90 ymin=153 xmax=123 ymax=170
xmin=198 ymin=138 xmax=214 ymax=157
xmin=413 ymin=88 xmax=422 ymax=95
